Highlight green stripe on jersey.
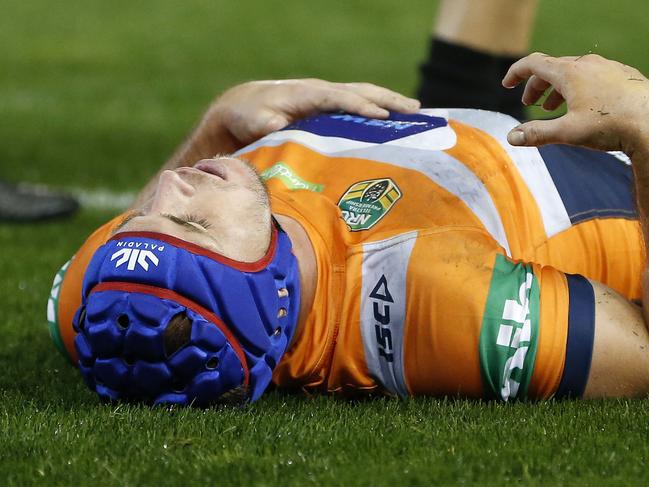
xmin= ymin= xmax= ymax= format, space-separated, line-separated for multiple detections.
xmin=46 ymin=258 xmax=74 ymax=363
xmin=479 ymin=254 xmax=540 ymax=401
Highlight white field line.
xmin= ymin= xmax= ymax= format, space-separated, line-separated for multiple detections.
xmin=68 ymin=187 xmax=136 ymax=211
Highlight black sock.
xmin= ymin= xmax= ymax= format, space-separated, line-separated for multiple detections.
xmin=416 ymin=38 xmax=526 ymax=121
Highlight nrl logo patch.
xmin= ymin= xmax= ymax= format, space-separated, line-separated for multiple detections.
xmin=338 ymin=178 xmax=402 ymax=231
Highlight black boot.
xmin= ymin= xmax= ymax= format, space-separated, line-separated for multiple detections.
xmin=0 ymin=180 xmax=79 ymax=222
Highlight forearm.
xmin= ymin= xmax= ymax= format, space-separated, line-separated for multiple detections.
xmin=168 ymin=117 xmax=239 ymax=168
xmin=131 ymin=108 xmax=236 ymax=208
xmin=502 ymin=52 xmax=649 ymax=316
xmin=130 ymin=79 xmax=419 ymax=209
xmin=629 ymin=137 xmax=649 ymax=321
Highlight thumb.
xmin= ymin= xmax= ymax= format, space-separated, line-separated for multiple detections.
xmin=249 ymin=111 xmax=289 ymax=138
xmin=263 ymin=114 xmax=290 ymax=133
xmin=234 ymin=112 xmax=289 ymax=144
xmin=507 ymin=117 xmax=571 ymax=147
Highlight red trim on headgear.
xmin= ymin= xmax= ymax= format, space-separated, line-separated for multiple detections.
xmin=108 ymin=225 xmax=278 ymax=273
xmin=90 ymin=281 xmax=250 ymax=388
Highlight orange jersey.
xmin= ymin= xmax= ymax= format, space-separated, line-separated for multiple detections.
xmin=49 ymin=109 xmax=643 ymax=401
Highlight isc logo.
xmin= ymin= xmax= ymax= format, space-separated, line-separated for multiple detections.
xmin=370 ymin=275 xmax=394 ymax=362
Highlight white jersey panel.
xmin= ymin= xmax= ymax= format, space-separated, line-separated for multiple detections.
xmin=360 ymin=231 xmax=418 ymax=397
xmin=447 ymin=109 xmax=571 ymax=238
xmin=235 ymin=130 xmax=374 ymax=156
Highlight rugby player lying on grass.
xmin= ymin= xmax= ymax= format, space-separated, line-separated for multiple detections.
xmin=48 ymin=53 xmax=649 ymax=405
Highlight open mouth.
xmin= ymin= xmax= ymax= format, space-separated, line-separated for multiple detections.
xmin=193 ymin=159 xmax=227 ymax=180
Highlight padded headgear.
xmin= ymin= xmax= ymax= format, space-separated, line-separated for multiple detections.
xmin=73 ymin=219 xmax=300 ymax=406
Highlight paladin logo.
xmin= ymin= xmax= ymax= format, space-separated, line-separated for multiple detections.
xmin=111 ymin=248 xmax=160 ymax=271
xmin=338 ymin=178 xmax=402 ymax=231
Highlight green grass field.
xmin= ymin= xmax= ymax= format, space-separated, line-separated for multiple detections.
xmin=2 ymin=0 xmax=649 ymax=485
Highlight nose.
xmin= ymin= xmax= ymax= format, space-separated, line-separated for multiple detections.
xmin=149 ymin=170 xmax=196 ymax=212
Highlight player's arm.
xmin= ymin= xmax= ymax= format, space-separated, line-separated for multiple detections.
xmin=502 ymin=53 xmax=649 ymax=396
xmin=132 ymin=80 xmax=420 ymax=207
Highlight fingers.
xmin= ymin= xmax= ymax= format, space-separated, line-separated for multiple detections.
xmin=542 ymin=88 xmax=565 ymax=111
xmin=521 ymin=75 xmax=551 ymax=106
xmin=502 ymin=52 xmax=649 ymax=152
xmin=342 ymin=82 xmax=421 ymax=113
xmin=222 ymin=77 xmax=423 ymax=146
xmin=310 ymin=88 xmax=392 ymax=119
xmin=502 ymin=52 xmax=572 ymax=91
xmin=523 ymin=80 xmax=565 ymax=111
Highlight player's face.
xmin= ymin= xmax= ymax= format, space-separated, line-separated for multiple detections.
xmin=114 ymin=157 xmax=272 ymax=262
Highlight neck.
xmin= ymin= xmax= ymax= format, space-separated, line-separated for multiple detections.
xmin=274 ymin=214 xmax=317 ymax=342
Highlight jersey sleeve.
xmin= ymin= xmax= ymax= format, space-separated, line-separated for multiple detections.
xmin=394 ymin=228 xmax=596 ymax=401
xmin=476 ymin=253 xmax=595 ymax=401
xmin=46 ymin=213 xmax=129 ymax=364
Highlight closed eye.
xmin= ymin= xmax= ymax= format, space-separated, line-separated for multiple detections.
xmin=112 ymin=211 xmax=223 ymax=252
xmin=161 ymin=213 xmax=211 ymax=233
xmin=183 ymin=214 xmax=212 ymax=230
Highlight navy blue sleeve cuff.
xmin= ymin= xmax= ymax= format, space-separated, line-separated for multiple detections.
xmin=554 ymin=274 xmax=596 ymax=399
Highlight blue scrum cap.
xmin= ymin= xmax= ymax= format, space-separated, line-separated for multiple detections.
xmin=73 ymin=219 xmax=300 ymax=406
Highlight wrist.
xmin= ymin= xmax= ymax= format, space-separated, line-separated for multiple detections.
xmin=616 ymin=85 xmax=649 ymax=157
xmin=191 ymin=103 xmax=239 ymax=156
xmin=621 ymin=118 xmax=649 ymax=160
